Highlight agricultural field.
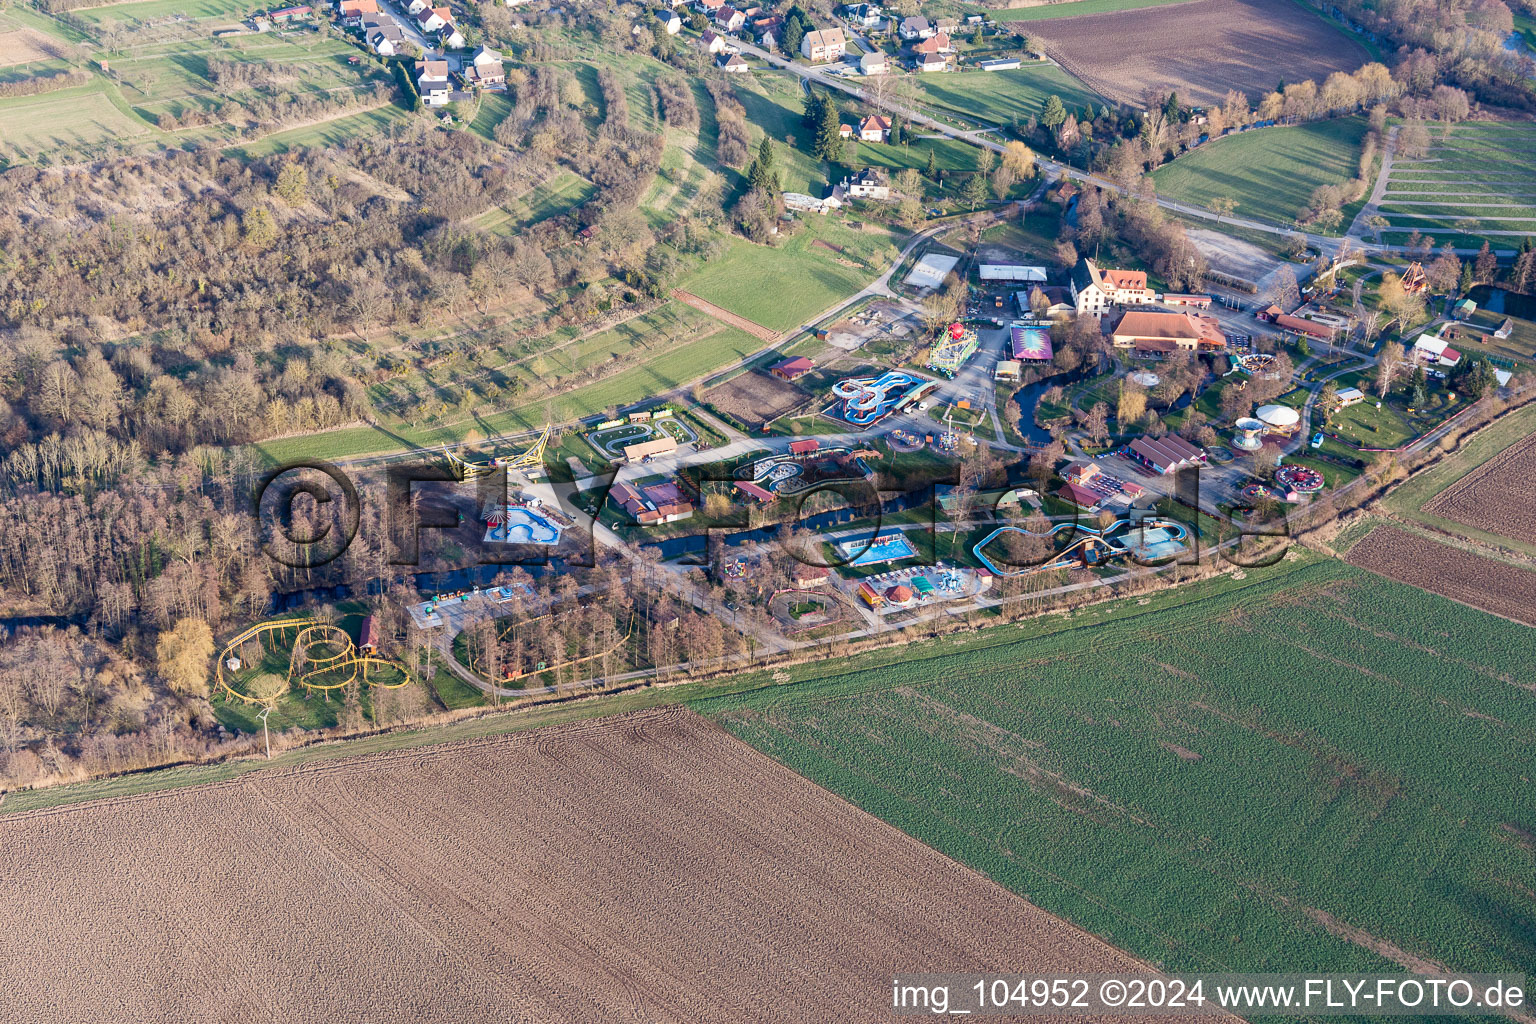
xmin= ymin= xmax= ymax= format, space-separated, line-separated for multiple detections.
xmin=1151 ymin=116 xmax=1370 ymax=229
xmin=1383 ymin=400 xmax=1536 ymax=557
xmin=0 ymin=708 xmax=1185 ymax=1023
xmin=1029 ymin=0 xmax=1370 ymax=106
xmin=908 ymin=63 xmax=1104 ymax=127
xmin=704 ymin=370 xmax=809 ymax=430
xmin=1376 ymin=123 xmax=1536 ymax=249
xmin=1345 ymin=524 xmax=1536 ymax=625
xmin=0 ymin=75 xmax=155 ymax=161
xmin=696 ymin=556 xmax=1536 ymax=980
xmin=981 ymin=0 xmax=1199 ymax=21
xmin=1418 ymin=428 xmax=1536 ymax=548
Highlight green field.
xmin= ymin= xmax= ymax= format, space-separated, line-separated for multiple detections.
xmin=680 ymin=218 xmax=904 ymax=333
xmin=69 ymin=0 xmax=250 ymax=24
xmin=0 ymin=76 xmax=155 ymax=159
xmin=909 ymin=64 xmax=1103 ymax=126
xmin=1151 ymin=116 xmax=1370 ymax=231
xmin=232 ymin=104 xmax=403 ymax=157
xmin=1377 ymin=124 xmax=1536 ymax=246
xmin=978 ymin=0 xmax=1197 ymax=21
xmin=695 ymin=556 xmax=1536 ymax=979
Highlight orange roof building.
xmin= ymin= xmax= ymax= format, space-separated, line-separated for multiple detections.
xmin=1111 ymin=310 xmax=1227 ymax=355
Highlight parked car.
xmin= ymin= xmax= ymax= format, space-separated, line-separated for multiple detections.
xmin=1311 ymin=432 xmax=1324 ymax=449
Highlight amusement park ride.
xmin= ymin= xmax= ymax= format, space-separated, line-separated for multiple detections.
xmin=215 ymin=619 xmax=413 ymax=708
xmin=441 ymin=425 xmax=551 ymax=481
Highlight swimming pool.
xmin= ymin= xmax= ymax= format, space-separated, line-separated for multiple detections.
xmin=485 ymin=507 xmax=563 ymax=545
xmin=839 ymin=533 xmax=919 ymax=567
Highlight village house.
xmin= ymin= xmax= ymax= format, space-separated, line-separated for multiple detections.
xmin=406 ymin=0 xmax=432 ymax=12
xmin=858 ymin=114 xmax=890 ymax=142
xmin=914 ymin=31 xmax=952 ymax=55
xmin=699 ymin=28 xmax=726 ymax=52
xmin=337 ymin=0 xmax=378 ymax=26
xmin=715 ymin=4 xmax=745 ymax=31
xmin=840 ymin=2 xmax=882 ymax=27
xmin=656 ymin=9 xmax=681 ymax=32
xmin=414 ymin=5 xmax=450 ymax=32
xmin=718 ymin=52 xmax=750 ymax=72
xmin=267 ymin=5 xmax=313 ymax=24
xmin=934 ymin=15 xmax=957 ymax=33
xmin=841 ymin=167 xmax=891 ymax=199
xmin=697 ymin=0 xmax=725 ymax=11
xmin=363 ymin=17 xmax=402 ymax=53
xmin=415 ymin=58 xmax=452 ymax=105
xmin=1110 ymin=310 xmax=1228 ymax=356
xmin=916 ymin=51 xmax=946 ymax=72
xmin=899 ymin=15 xmax=933 ymax=39
xmin=439 ymin=23 xmax=465 ymax=48
xmin=859 ymin=50 xmax=888 ymax=74
xmin=464 ymin=45 xmax=505 ymax=88
xmin=800 ymin=26 xmax=846 ymax=62
xmin=1070 ymin=257 xmax=1154 ymax=316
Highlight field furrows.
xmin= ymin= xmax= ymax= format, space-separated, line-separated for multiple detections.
xmin=1346 ymin=525 xmax=1536 ymax=626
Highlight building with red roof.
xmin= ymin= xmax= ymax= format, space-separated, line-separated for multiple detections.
xmin=735 ymin=480 xmax=775 ymax=503
xmin=770 ymin=356 xmax=814 ymax=381
xmin=1127 ymin=435 xmax=1206 ymax=475
xmin=788 ymin=438 xmax=820 ymax=455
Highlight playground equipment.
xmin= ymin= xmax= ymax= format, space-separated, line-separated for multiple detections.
xmin=926 ymin=322 xmax=979 ymax=377
xmin=1275 ymin=464 xmax=1324 ymax=495
xmin=830 ymin=371 xmax=936 ymax=426
xmin=1232 ymin=417 xmax=1265 ymax=451
xmin=972 ymin=517 xmax=1191 ymax=576
xmin=443 ymin=425 xmax=551 ymax=480
xmin=214 ymin=617 xmax=412 ymax=705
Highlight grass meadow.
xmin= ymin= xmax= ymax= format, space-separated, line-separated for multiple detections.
xmin=696 ymin=556 xmax=1536 ymax=980
xmin=1378 ymin=123 xmax=1536 ymax=249
xmin=1150 ymin=116 xmax=1370 ymax=230
xmin=909 ymin=64 xmax=1104 ymax=126
xmin=980 ymin=0 xmax=1201 ymax=21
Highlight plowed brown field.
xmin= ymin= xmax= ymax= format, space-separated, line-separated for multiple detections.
xmin=1346 ymin=525 xmax=1536 ymax=627
xmin=1422 ymin=432 xmax=1536 ymax=547
xmin=1032 ymin=0 xmax=1370 ymax=106
xmin=0 ymin=708 xmax=1198 ymax=1024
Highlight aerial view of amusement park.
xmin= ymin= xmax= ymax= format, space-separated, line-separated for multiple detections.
xmin=5 ymin=3 xmax=1536 ymax=1015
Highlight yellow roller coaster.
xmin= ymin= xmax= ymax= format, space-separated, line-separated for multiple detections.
xmin=443 ymin=424 xmax=551 ymax=480
xmin=215 ymin=617 xmax=414 ymax=705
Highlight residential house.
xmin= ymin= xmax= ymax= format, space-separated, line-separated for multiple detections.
xmin=464 ymin=45 xmax=505 ymax=88
xmin=1110 ymin=310 xmax=1228 ymax=356
xmin=439 ymin=23 xmax=465 ymax=48
xmin=415 ymin=5 xmax=449 ymax=32
xmin=697 ymin=0 xmax=725 ymax=12
xmin=365 ymin=21 xmax=402 ymax=54
xmin=406 ymin=0 xmax=432 ymax=12
xmin=838 ymin=122 xmax=854 ymax=139
xmin=415 ymin=58 xmax=452 ymax=105
xmin=916 ymin=51 xmax=945 ymax=72
xmin=337 ymin=0 xmax=378 ymax=26
xmin=800 ymin=26 xmax=845 ymax=62
xmin=715 ymin=4 xmax=745 ymax=31
xmin=898 ymin=15 xmax=932 ymax=39
xmin=841 ymin=167 xmax=890 ymax=199
xmin=857 ymin=114 xmax=889 ymax=142
xmin=753 ymin=15 xmax=781 ymax=46
xmin=859 ymin=49 xmax=887 ymax=74
xmin=699 ymin=28 xmax=726 ymax=52
xmin=1069 ymin=257 xmax=1154 ymax=316
xmin=934 ymin=15 xmax=957 ymax=33
xmin=840 ymin=2 xmax=881 ymax=27
xmin=914 ymin=31 xmax=951 ymax=55
xmin=718 ymin=52 xmax=749 ymax=71
xmin=656 ymin=9 xmax=681 ymax=33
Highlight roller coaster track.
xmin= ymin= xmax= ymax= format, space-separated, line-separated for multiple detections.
xmin=443 ymin=424 xmax=551 ymax=480
xmin=215 ymin=617 xmax=413 ymax=704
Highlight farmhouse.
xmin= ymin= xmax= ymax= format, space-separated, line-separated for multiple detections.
xmin=1110 ymin=310 xmax=1227 ymax=355
xmin=1127 ymin=435 xmax=1206 ymax=475
xmin=622 ymin=436 xmax=679 ymax=464
xmin=841 ymin=167 xmax=890 ymax=199
xmin=858 ymin=115 xmax=890 ymax=142
xmin=801 ymin=27 xmax=846 ymax=62
xmin=1070 ymin=257 xmax=1154 ymax=316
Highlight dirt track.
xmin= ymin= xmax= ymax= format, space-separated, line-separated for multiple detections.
xmin=1 ymin=708 xmax=1209 ymax=1023
xmin=1033 ymin=0 xmax=1370 ymax=106
xmin=673 ymin=288 xmax=779 ymax=342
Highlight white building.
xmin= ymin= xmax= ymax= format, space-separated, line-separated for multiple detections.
xmin=800 ymin=27 xmax=846 ymax=62
xmin=1070 ymin=257 xmax=1154 ymax=317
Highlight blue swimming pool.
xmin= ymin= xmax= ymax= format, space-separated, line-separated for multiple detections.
xmin=840 ymin=533 xmax=919 ymax=567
